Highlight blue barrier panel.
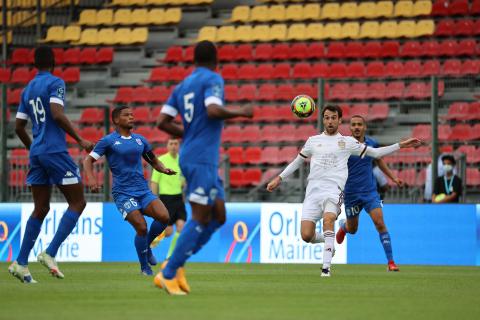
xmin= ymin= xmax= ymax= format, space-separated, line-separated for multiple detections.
xmin=346 ymin=204 xmax=478 ymax=266
xmin=0 ymin=204 xmax=22 ymax=262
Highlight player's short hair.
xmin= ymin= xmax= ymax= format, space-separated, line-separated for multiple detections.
xmin=168 ymin=136 xmax=179 ymax=141
xmin=194 ymin=40 xmax=217 ymax=66
xmin=442 ymin=154 xmax=456 ymax=165
xmin=34 ymin=46 xmax=55 ymax=70
xmin=351 ymin=115 xmax=366 ymax=123
xmin=321 ymin=104 xmax=343 ymax=119
xmin=111 ymin=106 xmax=130 ymax=123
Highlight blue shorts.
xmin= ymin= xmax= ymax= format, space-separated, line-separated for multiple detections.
xmin=113 ymin=190 xmax=158 ymax=220
xmin=180 ymin=163 xmax=225 ymax=206
xmin=344 ymin=192 xmax=383 ymax=219
xmin=27 ymin=152 xmax=81 ymax=186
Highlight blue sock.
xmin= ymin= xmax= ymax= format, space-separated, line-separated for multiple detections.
xmin=46 ymin=209 xmax=80 ymax=257
xmin=147 ymin=220 xmax=168 ymax=246
xmin=134 ymin=235 xmax=149 ymax=269
xmin=192 ymin=220 xmax=222 ymax=255
xmin=163 ymin=220 xmax=204 ymax=279
xmin=379 ymin=232 xmax=394 ymax=261
xmin=17 ymin=216 xmax=43 ymax=266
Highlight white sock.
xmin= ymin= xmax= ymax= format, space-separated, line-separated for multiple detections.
xmin=322 ymin=231 xmax=335 ymax=269
xmin=311 ymin=232 xmax=324 ymax=243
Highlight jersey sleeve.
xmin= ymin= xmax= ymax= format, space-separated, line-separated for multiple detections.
xmin=204 ymin=74 xmax=224 ymax=107
xmin=16 ymin=89 xmax=29 ymax=120
xmin=89 ymin=136 xmax=109 ymax=160
xmin=139 ymin=135 xmax=152 ymax=154
xmin=48 ymin=78 xmax=66 ymax=107
xmin=161 ymin=86 xmax=179 ymax=117
xmin=346 ymin=137 xmax=368 ymax=157
xmin=299 ymin=138 xmax=313 ymax=158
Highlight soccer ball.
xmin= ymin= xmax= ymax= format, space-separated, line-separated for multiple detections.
xmin=291 ymin=95 xmax=316 ymax=118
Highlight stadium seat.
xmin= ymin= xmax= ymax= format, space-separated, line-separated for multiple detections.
xmin=295 ymin=83 xmax=318 ymax=99
xmin=132 ymin=106 xmax=151 ymax=124
xmin=130 ymin=28 xmax=148 ymax=44
xmin=366 ymin=82 xmax=386 ymax=100
xmin=341 ymin=22 xmax=360 ymax=39
xmin=303 ymin=3 xmax=321 ymax=20
xmin=287 ymin=23 xmax=307 ymax=41
xmin=350 ymin=84 xmax=369 ymax=100
xmin=112 ymin=87 xmax=134 ymax=103
xmin=438 ymin=40 xmax=458 ymax=56
xmin=237 ymin=64 xmax=256 ymax=80
xmin=163 ymin=8 xmax=181 ymax=24
xmin=378 ymin=21 xmax=398 ymax=38
xmin=305 ymin=42 xmax=325 ymax=59
xmin=454 ymin=20 xmax=474 ymax=36
xmin=285 ymin=4 xmax=303 ymax=21
xmin=358 ymin=2 xmax=379 ymax=18
xmin=9 ymin=169 xmax=26 ymax=188
xmin=442 ymin=59 xmax=462 ymax=76
xmin=457 ymin=145 xmax=480 ymax=164
xmin=235 ymin=25 xmax=253 ymax=42
xmin=233 ymin=44 xmax=251 ymax=61
xmin=7 ymin=88 xmax=22 ymax=105
xmin=413 ymin=0 xmax=432 ymax=15
xmin=79 ymin=47 xmax=96 ymax=65
xmin=113 ymin=9 xmax=132 ymax=25
xmin=52 ymin=48 xmax=64 ymax=65
xmin=472 ymin=0 xmax=480 ymax=14
xmin=305 ymin=23 xmax=325 ymax=40
xmin=466 ymin=168 xmax=480 ymax=187
xmin=385 ymin=81 xmax=405 ymax=99
xmin=444 ymin=102 xmax=469 ymax=120
xmin=359 ymin=21 xmax=380 ymax=39
xmin=345 ymin=42 xmax=364 ymax=58
xmin=229 ymin=6 xmax=249 ymax=23
xmin=0 ymin=68 xmax=11 ymax=83
xmin=288 ymin=43 xmax=308 ymax=60
xmin=97 ymin=28 xmax=116 ymax=45
xmin=11 ymin=48 xmax=32 ymax=65
xmin=149 ymin=86 xmax=170 ymax=103
xmin=221 ymin=64 xmax=238 ymax=80
xmin=131 ymin=9 xmax=148 ymax=25
xmin=422 ymin=40 xmax=440 ymax=56
xmin=322 ymin=3 xmax=340 ymax=20
xmin=401 ymin=41 xmax=422 ymax=57
xmin=346 ymin=62 xmax=365 ymax=78
xmin=272 ymin=63 xmax=290 ymax=79
xmin=275 ymin=84 xmax=295 ymax=101
xmin=75 ymin=28 xmax=98 ymax=45
xmin=96 ymin=9 xmax=113 ymax=25
xmin=270 ymin=24 xmax=287 ymax=41
xmin=250 ymin=6 xmax=269 ymax=22
xmin=403 ymin=60 xmax=423 ymax=77
xmin=448 ymin=124 xmax=473 ymax=141
xmin=449 ymin=0 xmax=469 ymax=15
xmin=422 ymin=60 xmax=441 ymax=76
xmin=363 ymin=41 xmax=382 ymax=58
xmin=131 ymin=87 xmax=151 ymax=104
xmin=369 ymin=103 xmax=389 ymax=121
xmin=62 ymin=67 xmax=80 ymax=83
xmin=79 ymin=108 xmax=103 ymax=124
xmin=40 ymin=26 xmax=64 ymax=43
xmin=397 ymin=20 xmax=416 ymax=38
xmin=324 ymin=23 xmax=342 ymax=40
xmin=381 ymin=41 xmax=400 ymax=57
xmin=292 ymin=63 xmax=312 ymax=79
xmin=242 ymin=125 xmax=262 ymax=141
xmin=147 ymin=9 xmax=165 ymax=25
xmin=435 ymin=20 xmax=454 ymax=36
xmin=239 ymin=84 xmax=257 ymax=101
xmin=272 ymin=44 xmax=289 ymax=60
xmin=415 ymin=20 xmax=435 ymax=37
xmin=329 ymin=63 xmax=347 ymax=78
xmin=227 ymin=147 xmax=244 ymax=164
xmin=256 ymin=64 xmax=274 ymax=80
xmin=79 ymin=9 xmax=96 ymax=26
xmin=10 ymin=149 xmax=29 ymax=166
xmin=457 ymin=39 xmax=476 ymax=56
xmin=10 ymin=67 xmax=30 ymax=84
xmin=376 ymin=1 xmax=394 ymax=18
xmin=217 ymin=26 xmax=236 ymax=43
xmin=63 ymin=47 xmax=80 ymax=65
xmin=251 ymin=26 xmax=273 ymax=43
xmin=268 ymin=5 xmax=286 ymax=22
xmin=329 ymin=83 xmax=350 ymax=100
xmin=277 ymin=146 xmax=299 ymax=164
xmin=245 ymin=147 xmax=262 ymax=165
xmin=461 ymin=60 xmax=480 ymax=75
xmin=327 ymin=42 xmax=345 ymax=59
xmin=197 ymin=26 xmax=216 ymax=42
xmin=339 ymin=2 xmax=358 ymax=19
xmin=260 ymin=146 xmax=281 ymax=164
xmin=218 ymin=45 xmax=235 ymax=62
xmin=366 ymin=62 xmax=385 ymax=77
xmin=164 ymin=46 xmax=183 ymax=63
xmin=244 ymin=168 xmax=262 ymax=186
xmin=224 ymin=85 xmax=239 ymax=102
xmin=81 ymin=127 xmax=103 ymax=142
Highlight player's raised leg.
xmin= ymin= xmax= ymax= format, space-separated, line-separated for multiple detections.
xmin=369 ymin=207 xmax=399 ymax=271
xmin=143 ymin=198 xmax=170 ymax=267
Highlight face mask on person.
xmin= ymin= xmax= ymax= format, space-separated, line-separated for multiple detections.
xmin=444 ymin=164 xmax=453 ymax=173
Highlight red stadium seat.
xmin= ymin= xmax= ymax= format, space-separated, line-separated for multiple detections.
xmin=457 ymin=39 xmax=476 ymax=56
xmin=385 ymin=81 xmax=405 ymax=99
xmin=10 ymin=67 xmax=31 ymax=84
xmin=385 ymin=61 xmax=404 ymax=77
xmin=341 ymin=104 xmax=351 ymax=120
xmin=255 ymin=44 xmax=273 ymax=61
xmin=306 ymin=43 xmax=325 ymax=59
xmin=449 ymin=0 xmax=469 ymax=15
xmin=0 ymin=68 xmax=11 ymax=83
xmin=62 ymin=67 xmax=80 ymax=83
xmin=237 ymin=64 xmax=257 ymax=80
xmin=338 ymin=124 xmax=350 ymax=135
xmin=412 ymin=124 xmax=431 ymax=141
xmin=275 ymin=84 xmax=295 ymax=101
xmin=295 ymin=83 xmax=318 ymax=99
xmin=9 ymin=169 xmax=26 ymax=188
xmin=53 ymin=67 xmax=63 ymax=79
xmin=329 ymin=83 xmax=350 ymax=101
xmin=422 ymin=60 xmax=441 ymax=76
xmin=272 ymin=63 xmax=291 ymax=79
xmin=149 ymin=86 xmax=171 ymax=103
xmin=364 ymin=41 xmax=382 ymax=58
xmin=218 ymin=45 xmax=235 ymax=62
xmin=350 ymin=104 xmax=369 ymax=117
xmin=133 ymin=106 xmax=151 ymax=123
xmin=369 ymin=103 xmax=389 ymax=121
xmin=456 ymin=145 xmax=480 ymax=164
xmin=168 ymin=66 xmax=187 ymax=81
xmin=448 ymin=124 xmax=473 ymax=141
xmin=81 ymin=127 xmax=103 ymax=142
xmin=52 ymin=48 xmax=64 ymax=65
xmin=236 ymin=44 xmax=253 ymax=61
xmin=327 ymin=42 xmax=345 ymax=59
xmin=403 ymin=60 xmax=423 ymax=77
xmin=145 ymin=67 xmax=169 ymax=83
xmin=454 ymin=20 xmax=474 ymax=36
xmin=260 ymin=146 xmax=281 ymax=164
xmin=435 ymin=20 xmax=454 ymax=36
xmin=366 ymin=62 xmax=385 ymax=77
xmin=292 ymin=63 xmax=312 ymax=79
xmin=466 ymin=168 xmax=480 ymax=187
xmin=272 ymin=44 xmax=289 ymax=60
xmin=367 ymin=82 xmax=386 ymax=100
xmin=96 ymin=47 xmax=114 ymax=64
xmin=442 ymin=59 xmax=462 ymax=76
xmin=444 ymin=102 xmax=470 ymax=120
xmin=184 ymin=46 xmax=194 ymax=62
xmin=345 ymin=42 xmax=364 ymax=58
xmin=277 ymin=124 xmax=297 ymax=142
xmin=238 ymin=84 xmax=257 ymax=101
xmin=79 ymin=48 xmax=97 ymax=65
xmin=401 ymin=41 xmax=422 ymax=57
xmin=472 ymin=0 xmax=480 ymax=14
xmin=470 ymin=123 xmax=480 ymax=140
xmin=465 ymin=102 xmax=480 ymax=120
xmin=10 ymin=149 xmax=29 ymax=166
xmin=422 ymin=41 xmax=440 ymax=57
xmin=221 ymin=64 xmax=238 ymax=80
xmin=288 ymin=43 xmax=308 ymax=60
xmin=225 ymin=84 xmax=239 ymax=102
xmin=329 ymin=63 xmax=347 ymax=78
xmin=398 ymin=168 xmax=417 ymax=186
xmin=164 ymin=46 xmax=183 ymax=63
xmin=79 ymin=108 xmax=103 ymax=124
xmin=222 ymin=126 xmax=242 ymax=143
xmin=405 ymin=82 xmax=429 ymax=99
xmin=131 ymin=87 xmax=151 ymax=104
xmin=438 ymin=40 xmax=458 ymax=56
xmin=257 ymin=84 xmax=276 ymax=101
xmin=460 ymin=60 xmax=480 ymax=75
xmin=63 ymin=48 xmax=81 ymax=65
xmin=7 ymin=88 xmax=22 ymax=105
xmin=311 ymin=63 xmax=329 ymax=78
xmin=112 ymin=87 xmax=134 ymax=103
xmin=431 ymin=0 xmax=449 ymax=16
xmin=381 ymin=41 xmax=400 ymax=58
xmin=254 ymin=106 xmax=274 ymax=122
xmin=295 ymin=124 xmax=317 ymax=141
xmin=349 ymin=84 xmax=368 ymax=100
xmin=261 ymin=126 xmax=283 ymax=142
xmin=227 ymin=147 xmax=245 ymax=164
xmin=256 ymin=64 xmax=274 ymax=80
xmin=12 ymin=48 xmax=32 ymax=65
xmin=242 ymin=126 xmax=261 ymax=141
xmin=277 ymin=146 xmax=299 ymax=164
xmin=244 ymin=168 xmax=262 ymax=186
xmin=346 ymin=62 xmax=365 ymax=78
xmin=229 ymin=169 xmax=246 ymax=188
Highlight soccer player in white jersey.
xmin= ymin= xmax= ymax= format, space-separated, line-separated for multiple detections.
xmin=266 ymin=105 xmax=421 ymax=277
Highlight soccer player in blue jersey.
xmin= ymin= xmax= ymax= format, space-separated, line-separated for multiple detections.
xmin=83 ymin=106 xmax=176 ymax=275
xmin=155 ymin=40 xmax=253 ymax=295
xmin=336 ymin=115 xmax=404 ymax=271
xmin=8 ymin=46 xmax=94 ymax=283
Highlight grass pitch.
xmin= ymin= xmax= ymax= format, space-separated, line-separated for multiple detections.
xmin=0 ymin=263 xmax=479 ymax=320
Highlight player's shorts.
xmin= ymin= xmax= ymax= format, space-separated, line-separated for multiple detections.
xmin=344 ymin=192 xmax=383 ymax=219
xmin=302 ymin=181 xmax=344 ymax=223
xmin=159 ymin=194 xmax=187 ymax=225
xmin=27 ymin=152 xmax=81 ymax=186
xmin=180 ymin=163 xmax=225 ymax=206
xmin=113 ymin=190 xmax=158 ymax=220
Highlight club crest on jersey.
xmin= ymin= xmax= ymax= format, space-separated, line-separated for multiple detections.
xmin=136 ymin=138 xmax=143 ymax=146
xmin=57 ymin=87 xmax=65 ymax=99
xmin=338 ymin=140 xmax=346 ymax=149
xmin=212 ymin=85 xmax=222 ymax=98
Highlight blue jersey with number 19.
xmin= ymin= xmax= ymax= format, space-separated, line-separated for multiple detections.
xmin=345 ymin=136 xmax=379 ymax=195
xmin=161 ymin=67 xmax=224 ymax=166
xmin=16 ymin=71 xmax=67 ymax=157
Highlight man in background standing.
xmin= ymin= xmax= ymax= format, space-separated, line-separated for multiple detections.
xmin=432 ymin=155 xmax=462 ymax=203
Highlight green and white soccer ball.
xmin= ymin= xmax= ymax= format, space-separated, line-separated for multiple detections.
xmin=291 ymin=95 xmax=316 ymax=118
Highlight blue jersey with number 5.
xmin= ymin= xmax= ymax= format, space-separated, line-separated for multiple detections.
xmin=16 ymin=71 xmax=67 ymax=157
xmin=162 ymin=67 xmax=224 ymax=166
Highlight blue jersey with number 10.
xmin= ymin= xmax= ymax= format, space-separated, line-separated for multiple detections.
xmin=16 ymin=71 xmax=67 ymax=157
xmin=162 ymin=67 xmax=224 ymax=166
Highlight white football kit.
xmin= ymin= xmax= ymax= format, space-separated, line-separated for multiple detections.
xmin=279 ymin=132 xmax=400 ymax=222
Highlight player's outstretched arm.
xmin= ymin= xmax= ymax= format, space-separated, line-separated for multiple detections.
xmin=83 ymin=156 xmax=100 ymax=193
xmin=15 ymin=119 xmax=32 ymax=150
xmin=157 ymin=113 xmax=184 ymax=137
xmin=376 ymin=158 xmax=404 ymax=187
xmin=365 ymin=138 xmax=422 ymax=159
xmin=51 ymin=103 xmax=94 ymax=152
xmin=206 ymin=104 xmax=253 ymax=120
xmin=266 ymin=154 xmax=306 ymax=192
xmin=142 ymin=150 xmax=176 ymax=176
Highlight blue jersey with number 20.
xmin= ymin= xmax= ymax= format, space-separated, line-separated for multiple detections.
xmin=162 ymin=67 xmax=224 ymax=166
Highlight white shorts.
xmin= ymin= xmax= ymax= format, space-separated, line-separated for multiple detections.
xmin=302 ymin=181 xmax=344 ymax=223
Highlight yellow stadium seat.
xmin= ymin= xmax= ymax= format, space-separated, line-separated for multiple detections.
xmin=216 ymin=26 xmax=236 ymax=43
xmin=75 ymin=28 xmax=99 ymax=45
xmin=414 ymin=1 xmax=432 ymax=16
xmin=229 ymin=6 xmax=250 ymax=23
xmin=0 ymin=11 xmax=11 ymax=26
xmin=251 ymin=25 xmax=271 ymax=42
xmin=145 ymin=0 xmax=165 ymax=4
xmin=339 ymin=2 xmax=358 ymax=19
xmin=109 ymin=0 xmax=129 ymax=6
xmin=39 ymin=26 xmax=64 ymax=43
xmin=163 ymin=8 xmax=182 ymax=24
xmin=415 ymin=19 xmax=434 ymax=37
xmin=397 ymin=20 xmax=416 ymax=37
xmin=97 ymin=28 xmax=116 ymax=45
xmin=305 ymin=23 xmax=325 ymax=40
xmin=131 ymin=9 xmax=148 ymax=25
xmin=113 ymin=9 xmax=132 ymax=25
xmin=303 ymin=3 xmax=321 ymax=20
xmin=321 ymin=3 xmax=340 ymax=20
xmin=63 ymin=25 xmax=81 ymax=42
xmin=286 ymin=23 xmax=306 ymax=41
xmin=96 ymin=9 xmax=113 ymax=25
xmin=378 ymin=21 xmax=398 ymax=38
xmin=148 ymin=9 xmax=165 ymax=25
xmin=269 ymin=24 xmax=287 ymax=41
xmin=394 ymin=1 xmax=414 ymax=17
xmin=268 ymin=5 xmax=286 ymax=22
xmin=132 ymin=27 xmax=148 ymax=43
xmin=285 ymin=4 xmax=303 ymax=21
xmin=79 ymin=9 xmax=96 ymax=26
xmin=359 ymin=21 xmax=380 ymax=39
xmin=235 ymin=25 xmax=253 ymax=42
xmin=128 ymin=0 xmax=146 ymax=5
xmin=324 ymin=22 xmax=342 ymax=39
xmin=341 ymin=21 xmax=359 ymax=39
xmin=115 ymin=28 xmax=131 ymax=45
xmin=357 ymin=2 xmax=378 ymax=19
xmin=376 ymin=1 xmax=394 ymax=18
xmin=250 ymin=6 xmax=269 ymax=22
xmin=197 ymin=26 xmax=216 ymax=42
